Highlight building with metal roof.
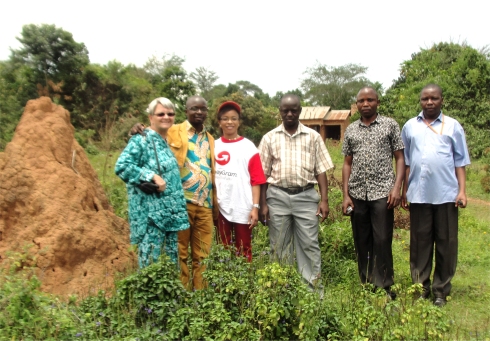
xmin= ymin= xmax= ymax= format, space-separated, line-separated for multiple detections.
xmin=299 ymin=105 xmax=353 ymax=141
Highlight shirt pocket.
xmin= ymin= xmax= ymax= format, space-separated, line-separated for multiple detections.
xmin=301 ymin=150 xmax=315 ymax=176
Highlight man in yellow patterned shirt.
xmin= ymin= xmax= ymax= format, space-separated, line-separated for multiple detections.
xmin=166 ymin=95 xmax=218 ymax=290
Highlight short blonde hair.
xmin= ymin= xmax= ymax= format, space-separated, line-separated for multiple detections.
xmin=147 ymin=97 xmax=175 ymax=115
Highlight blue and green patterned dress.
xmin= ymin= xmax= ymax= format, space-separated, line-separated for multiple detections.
xmin=115 ymin=129 xmax=189 ymax=268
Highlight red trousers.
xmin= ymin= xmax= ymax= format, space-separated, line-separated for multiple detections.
xmin=217 ymin=212 xmax=253 ymax=262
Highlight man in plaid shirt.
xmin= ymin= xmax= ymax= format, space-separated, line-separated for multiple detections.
xmin=259 ymin=94 xmax=333 ymax=290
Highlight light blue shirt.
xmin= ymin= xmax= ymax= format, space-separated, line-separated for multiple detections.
xmin=401 ymin=111 xmax=470 ymax=204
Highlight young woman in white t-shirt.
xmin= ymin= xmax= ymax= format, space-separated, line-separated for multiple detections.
xmin=214 ymin=101 xmax=266 ymax=261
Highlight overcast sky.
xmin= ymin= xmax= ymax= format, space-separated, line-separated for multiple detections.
xmin=1 ymin=0 xmax=488 ymax=96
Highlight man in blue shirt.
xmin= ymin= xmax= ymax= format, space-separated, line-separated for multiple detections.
xmin=401 ymin=84 xmax=471 ymax=307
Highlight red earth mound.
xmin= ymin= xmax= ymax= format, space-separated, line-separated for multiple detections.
xmin=0 ymin=97 xmax=136 ymax=296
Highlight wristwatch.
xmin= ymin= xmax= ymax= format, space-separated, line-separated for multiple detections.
xmin=252 ymin=204 xmax=260 ymax=209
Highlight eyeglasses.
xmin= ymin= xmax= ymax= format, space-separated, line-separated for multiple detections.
xmin=188 ymin=106 xmax=208 ymax=113
xmin=220 ymin=117 xmax=239 ymax=122
xmin=154 ymin=112 xmax=175 ymax=117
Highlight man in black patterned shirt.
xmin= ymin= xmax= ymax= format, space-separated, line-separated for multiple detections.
xmin=342 ymin=87 xmax=405 ymax=298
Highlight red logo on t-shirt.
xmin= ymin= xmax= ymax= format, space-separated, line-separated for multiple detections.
xmin=216 ymin=151 xmax=231 ymax=165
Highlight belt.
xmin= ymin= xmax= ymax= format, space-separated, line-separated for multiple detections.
xmin=273 ymin=184 xmax=314 ymax=195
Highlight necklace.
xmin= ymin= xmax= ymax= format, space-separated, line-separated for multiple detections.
xmin=225 ymin=135 xmax=240 ymax=140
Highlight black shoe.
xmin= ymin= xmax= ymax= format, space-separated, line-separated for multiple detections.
xmin=417 ymin=289 xmax=430 ymax=300
xmin=433 ymin=297 xmax=446 ymax=307
xmin=385 ymin=289 xmax=397 ymax=301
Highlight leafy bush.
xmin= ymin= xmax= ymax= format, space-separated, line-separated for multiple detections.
xmin=165 ymin=245 xmax=259 ymax=340
xmin=102 ymin=180 xmax=128 ymax=220
xmin=85 ymin=143 xmax=99 ymax=155
xmin=0 ymin=250 xmax=76 ymax=340
xmin=113 ymin=255 xmax=187 ymax=328
xmin=252 ymin=262 xmax=325 ymax=340
xmin=322 ymin=283 xmax=451 ymax=341
xmin=480 ymin=147 xmax=490 ymax=193
xmin=319 ymin=219 xmax=357 ymax=284
xmin=318 ymin=184 xmax=358 ymax=283
xmin=74 ymin=129 xmax=95 ymax=148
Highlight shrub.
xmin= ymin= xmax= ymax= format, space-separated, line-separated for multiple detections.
xmin=0 ymin=250 xmax=76 ymax=340
xmin=113 ymin=255 xmax=188 ymax=328
xmin=319 ymin=218 xmax=357 ymax=284
xmin=252 ymin=262 xmax=326 ymax=340
xmin=323 ymin=283 xmax=451 ymax=340
xmin=74 ymin=129 xmax=95 ymax=148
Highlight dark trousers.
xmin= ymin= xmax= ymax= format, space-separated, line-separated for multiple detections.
xmin=409 ymin=203 xmax=458 ymax=298
xmin=351 ymin=197 xmax=394 ymax=289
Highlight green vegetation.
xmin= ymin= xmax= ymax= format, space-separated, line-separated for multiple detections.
xmin=381 ymin=42 xmax=490 ymax=159
xmin=5 ymin=25 xmax=489 ymax=164
xmin=301 ymin=63 xmax=383 ymax=109
xmin=1 ymin=142 xmax=489 ymax=340
xmin=0 ymin=24 xmax=285 ymax=150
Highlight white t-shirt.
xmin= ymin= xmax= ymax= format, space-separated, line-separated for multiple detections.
xmin=214 ymin=137 xmax=266 ymax=224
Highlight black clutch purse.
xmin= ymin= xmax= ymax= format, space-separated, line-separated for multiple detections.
xmin=137 ymin=134 xmax=162 ymax=195
xmin=137 ymin=181 xmax=159 ymax=194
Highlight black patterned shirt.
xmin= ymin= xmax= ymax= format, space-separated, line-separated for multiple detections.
xmin=342 ymin=114 xmax=404 ymax=201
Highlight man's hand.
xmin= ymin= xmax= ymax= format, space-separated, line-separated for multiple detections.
xmin=455 ymin=193 xmax=467 ymax=208
xmin=316 ymin=200 xmax=329 ymax=223
xmin=342 ymin=196 xmax=354 ymax=216
xmin=129 ymin=123 xmax=145 ymax=136
xmin=152 ymin=174 xmax=166 ymax=192
xmin=387 ymin=186 xmax=402 ymax=209
xmin=401 ymin=193 xmax=410 ymax=211
xmin=259 ymin=203 xmax=269 ymax=226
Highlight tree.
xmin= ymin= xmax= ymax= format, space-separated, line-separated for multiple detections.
xmin=206 ymin=84 xmax=227 ymax=101
xmin=219 ymin=80 xmax=273 ymax=106
xmin=234 ymin=80 xmax=264 ymax=97
xmin=143 ymin=54 xmax=185 ymax=77
xmin=158 ymin=66 xmax=195 ymax=117
xmin=12 ymin=24 xmax=89 ymax=107
xmin=143 ymin=55 xmax=195 ymax=120
xmin=271 ymin=89 xmax=304 ymax=107
xmin=72 ymin=61 xmax=153 ymax=130
xmin=381 ymin=42 xmax=490 ymax=158
xmin=301 ymin=63 xmax=373 ymax=109
xmin=0 ymin=61 xmax=33 ymax=149
xmin=190 ymin=67 xmax=218 ymax=98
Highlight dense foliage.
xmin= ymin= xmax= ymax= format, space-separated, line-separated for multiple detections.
xmin=13 ymin=24 xmax=90 ymax=107
xmin=381 ymin=42 xmax=490 ymax=158
xmin=0 ymin=25 xmax=291 ymax=150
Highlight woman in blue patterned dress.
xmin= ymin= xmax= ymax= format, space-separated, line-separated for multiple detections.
xmin=115 ymin=97 xmax=189 ymax=268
